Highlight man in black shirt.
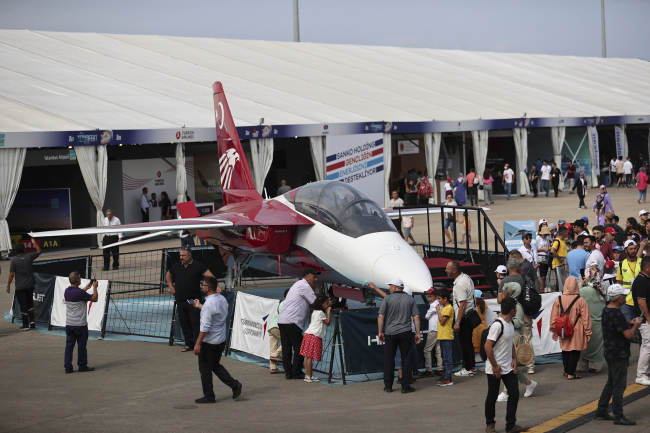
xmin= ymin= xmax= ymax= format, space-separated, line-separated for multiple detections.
xmin=166 ymin=247 xmax=215 ymax=352
xmin=596 ymin=284 xmax=642 ymax=425
xmin=631 ymin=257 xmax=650 ymax=386
xmin=550 ymin=162 xmax=562 ymax=197
xmin=6 ymin=240 xmax=42 ymax=330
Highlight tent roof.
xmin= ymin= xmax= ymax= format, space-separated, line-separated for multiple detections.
xmin=1 ymin=29 xmax=649 ymax=133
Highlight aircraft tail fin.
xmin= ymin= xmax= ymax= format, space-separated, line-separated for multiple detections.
xmin=212 ymin=82 xmax=261 ymax=205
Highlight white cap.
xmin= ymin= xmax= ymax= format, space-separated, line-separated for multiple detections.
xmin=539 ymin=219 xmax=547 ymax=226
xmin=608 ymin=284 xmax=630 ymax=297
xmin=404 ymin=286 xmax=413 ymax=296
xmin=495 ymin=265 xmax=507 ymax=274
xmin=624 ymin=240 xmax=637 ymax=249
xmin=640 ymin=210 xmax=649 ymax=216
xmin=386 ymin=278 xmax=404 ymax=287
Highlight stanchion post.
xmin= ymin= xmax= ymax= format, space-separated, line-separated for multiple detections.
xmin=169 ymin=300 xmax=177 ymax=346
xmin=101 ymin=281 xmax=111 ymax=339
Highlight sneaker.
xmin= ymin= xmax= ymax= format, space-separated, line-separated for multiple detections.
xmin=270 ymin=356 xmax=282 ymax=362
xmin=437 ymin=378 xmax=453 ymax=386
xmin=434 ymin=370 xmax=444 ymax=376
xmin=20 ymin=325 xmax=30 ymax=331
xmin=497 ymin=392 xmax=509 ymax=402
xmin=524 ymin=380 xmax=537 ymax=397
xmin=454 ymin=368 xmax=475 ymax=377
xmin=635 ymin=376 xmax=650 ymax=386
xmin=30 ymin=323 xmax=36 ymax=329
xmin=527 ymin=367 xmax=535 ymax=374
xmin=269 ymin=369 xmax=282 ymax=374
xmin=505 ymin=425 xmax=529 ymax=433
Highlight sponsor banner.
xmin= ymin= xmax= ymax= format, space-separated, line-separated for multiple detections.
xmin=588 ymin=126 xmax=600 ymax=175
xmin=50 ymin=277 xmax=108 ymax=331
xmin=10 ymin=273 xmax=57 ymax=324
xmin=7 ymin=189 xmax=72 ymax=233
xmin=504 ymin=220 xmax=536 ymax=250
xmin=397 ymin=139 xmax=420 ymax=155
xmin=340 ymin=306 xmax=462 ymax=375
xmin=122 ymin=157 xmax=195 ymax=226
xmin=173 ymin=291 xmax=236 ymax=343
xmin=484 ymin=293 xmax=561 ymax=356
xmin=615 ymin=126 xmax=625 ymax=159
xmin=230 ymin=292 xmax=279 ymax=359
xmin=325 ymin=133 xmax=384 ymax=206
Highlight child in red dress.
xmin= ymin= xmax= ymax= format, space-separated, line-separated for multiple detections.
xmin=299 ymin=297 xmax=332 ymax=382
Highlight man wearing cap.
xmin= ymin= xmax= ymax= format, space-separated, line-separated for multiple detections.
xmin=616 ymin=241 xmax=641 ymax=325
xmin=502 ymin=163 xmax=515 ymax=201
xmin=537 ymin=227 xmax=552 ymax=291
xmin=518 ymin=232 xmax=538 ymax=268
xmin=277 ymin=268 xmax=319 ymax=380
xmin=640 ymin=210 xmax=649 ymax=226
xmin=375 ymin=278 xmax=420 ymax=393
xmin=581 ymin=216 xmax=592 ymax=235
xmin=573 ymin=220 xmax=588 ymax=238
xmin=540 ymin=160 xmax=551 ymax=197
xmin=595 ymin=284 xmax=643 ymax=425
xmin=632 ymin=257 xmax=650 ymax=386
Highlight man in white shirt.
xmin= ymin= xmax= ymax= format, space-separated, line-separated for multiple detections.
xmin=446 ymin=260 xmax=477 ymax=377
xmin=540 ymin=160 xmax=551 ymax=197
xmin=423 ymin=288 xmax=443 ymax=376
xmin=616 ymin=156 xmax=625 ymax=187
xmin=518 ymin=232 xmax=538 ymax=266
xmin=584 ymin=235 xmax=605 ymax=278
xmin=388 ymin=190 xmax=405 ymax=235
xmin=141 ymin=187 xmax=150 ymax=222
xmin=102 ymin=209 xmax=123 ymax=271
xmin=624 ymin=157 xmax=634 ymax=188
xmin=502 ymin=163 xmax=515 ymax=201
xmin=610 ymin=158 xmax=618 ymax=187
xmin=485 ymin=297 xmax=527 ymax=433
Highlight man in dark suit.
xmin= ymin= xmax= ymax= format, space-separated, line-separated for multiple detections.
xmin=572 ymin=172 xmax=588 ymax=209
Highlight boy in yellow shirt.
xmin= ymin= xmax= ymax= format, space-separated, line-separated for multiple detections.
xmin=436 ymin=288 xmax=455 ymax=386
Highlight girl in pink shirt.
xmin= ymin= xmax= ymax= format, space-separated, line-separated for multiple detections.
xmin=636 ymin=167 xmax=648 ymax=203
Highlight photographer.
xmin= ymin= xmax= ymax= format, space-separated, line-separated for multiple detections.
xmin=64 ymin=272 xmax=98 ymax=374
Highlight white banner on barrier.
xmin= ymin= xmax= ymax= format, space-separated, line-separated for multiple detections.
xmin=230 ymin=292 xmax=280 ymax=360
xmin=484 ymin=293 xmax=561 ymax=356
xmin=50 ymin=277 xmax=108 ymax=332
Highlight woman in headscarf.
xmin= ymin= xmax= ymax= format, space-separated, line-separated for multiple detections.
xmin=454 ymin=173 xmax=467 ymax=206
xmin=576 ymin=265 xmax=606 ymax=374
xmin=549 ymin=276 xmax=593 ymax=380
xmin=592 ymin=185 xmax=614 ymax=215
xmin=495 ymin=281 xmax=537 ymax=402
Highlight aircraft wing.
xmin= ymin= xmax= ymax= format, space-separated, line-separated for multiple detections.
xmin=383 ymin=206 xmax=491 ymax=218
xmin=210 ymin=199 xmax=315 ymax=226
xmin=99 ymin=231 xmax=172 ymax=249
xmin=30 ymin=218 xmax=233 ymax=238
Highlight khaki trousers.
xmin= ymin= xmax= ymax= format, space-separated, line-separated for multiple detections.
xmin=269 ymin=327 xmax=282 ymax=369
xmin=523 ymin=314 xmax=535 ymax=370
xmin=423 ymin=330 xmax=443 ymax=371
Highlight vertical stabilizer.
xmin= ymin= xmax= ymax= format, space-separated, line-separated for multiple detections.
xmin=213 ymin=82 xmax=261 ymax=204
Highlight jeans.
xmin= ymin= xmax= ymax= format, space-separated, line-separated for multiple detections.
xmin=459 ymin=318 xmax=476 ymax=371
xmin=597 ymin=359 xmax=628 ymax=419
xmin=486 ymin=372 xmax=519 ymax=431
xmin=440 ymin=340 xmax=453 ymax=379
xmin=484 ymin=184 xmax=493 ymax=204
xmin=562 ymin=350 xmax=581 ymax=375
xmin=541 ymin=179 xmax=549 ymax=196
xmin=639 ymin=189 xmax=647 ymax=202
xmin=383 ymin=331 xmax=413 ymax=390
xmin=64 ymin=325 xmax=88 ymax=369
xmin=444 ymin=218 xmax=455 ymax=231
xmin=102 ymin=235 xmax=120 ymax=268
xmin=279 ymin=323 xmax=304 ymax=379
xmin=198 ymin=341 xmax=240 ymax=400
xmin=504 ymin=182 xmax=512 ymax=199
xmin=15 ymin=288 xmax=35 ymax=327
xmin=177 ymin=300 xmax=201 ymax=348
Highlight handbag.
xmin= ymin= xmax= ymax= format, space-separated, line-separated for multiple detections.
xmin=479 ymin=185 xmax=484 ymax=190
xmin=456 ymin=292 xmax=482 ymax=329
xmin=514 ymin=335 xmax=535 ymax=366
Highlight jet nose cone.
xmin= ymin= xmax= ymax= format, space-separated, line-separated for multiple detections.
xmin=372 ymin=251 xmax=433 ymax=293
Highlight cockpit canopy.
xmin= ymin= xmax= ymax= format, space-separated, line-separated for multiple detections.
xmin=286 ymin=181 xmax=396 ymax=238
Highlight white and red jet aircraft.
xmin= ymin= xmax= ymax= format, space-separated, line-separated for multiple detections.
xmin=32 ymin=82 xmax=433 ymax=293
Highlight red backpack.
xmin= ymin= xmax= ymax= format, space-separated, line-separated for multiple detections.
xmin=555 ymin=295 xmax=581 ymax=338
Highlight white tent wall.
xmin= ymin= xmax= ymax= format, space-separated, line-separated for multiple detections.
xmin=250 ymin=138 xmax=274 ymax=195
xmin=175 ymin=143 xmax=186 ymax=205
xmin=0 ymin=148 xmax=26 ymax=257
xmin=551 ymin=127 xmax=566 ymax=191
xmin=75 ymin=145 xmax=107 ymax=245
xmin=621 ymin=124 xmax=629 ymax=160
xmin=383 ymin=133 xmax=392 ymax=207
xmin=513 ymin=128 xmax=530 ymax=196
xmin=309 ymin=136 xmax=326 ymax=181
xmin=424 ymin=132 xmax=441 ymax=204
xmin=470 ymin=130 xmax=489 ymax=201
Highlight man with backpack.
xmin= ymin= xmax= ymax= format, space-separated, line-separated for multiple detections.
xmin=549 ymin=276 xmax=593 ymax=380
xmin=484 ymin=297 xmax=528 ymax=433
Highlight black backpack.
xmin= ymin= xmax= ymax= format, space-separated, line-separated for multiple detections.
xmin=480 ymin=320 xmax=504 ymax=362
xmin=519 ymin=275 xmax=542 ymax=316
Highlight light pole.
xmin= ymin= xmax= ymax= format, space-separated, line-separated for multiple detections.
xmin=601 ymin=0 xmax=606 ymax=58
xmin=293 ymin=0 xmax=300 ymax=42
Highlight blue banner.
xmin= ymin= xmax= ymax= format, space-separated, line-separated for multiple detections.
xmin=10 ymin=273 xmax=57 ymax=325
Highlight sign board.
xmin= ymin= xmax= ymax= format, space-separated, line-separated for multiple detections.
xmin=50 ymin=277 xmax=108 ymax=332
xmin=325 ymin=133 xmax=384 ymax=206
xmin=397 ymin=140 xmax=419 ymax=155
xmin=504 ymin=220 xmax=537 ymax=250
xmin=614 ymin=126 xmax=625 ymax=159
xmin=230 ymin=292 xmax=280 ymax=359
xmin=7 ymin=189 xmax=72 ymax=233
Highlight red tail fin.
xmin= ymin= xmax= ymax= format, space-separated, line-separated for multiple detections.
xmin=213 ymin=82 xmax=261 ymax=204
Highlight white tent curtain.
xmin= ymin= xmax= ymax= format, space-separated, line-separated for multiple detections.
xmin=0 ymin=148 xmax=26 ymax=257
xmin=383 ymin=133 xmax=391 ymax=207
xmin=471 ymin=130 xmax=489 ymax=201
xmin=620 ymin=124 xmax=629 ymax=160
xmin=309 ymin=136 xmax=327 ymax=181
xmin=513 ymin=128 xmax=530 ymax=196
xmin=75 ymin=145 xmax=108 ymax=245
xmin=587 ymin=126 xmax=599 ymax=187
xmin=250 ymin=138 xmax=274 ymax=195
xmin=175 ymin=143 xmax=187 ymax=204
xmin=551 ymin=126 xmax=566 ymax=191
xmin=424 ymin=132 xmax=441 ymax=204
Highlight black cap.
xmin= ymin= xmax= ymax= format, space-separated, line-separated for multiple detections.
xmin=573 ymin=219 xmax=585 ymax=228
xmin=303 ymin=267 xmax=321 ymax=277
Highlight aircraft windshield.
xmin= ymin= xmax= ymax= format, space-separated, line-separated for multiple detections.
xmin=287 ymin=181 xmax=396 ymax=238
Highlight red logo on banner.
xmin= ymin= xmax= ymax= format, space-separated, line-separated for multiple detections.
xmin=176 ymin=131 xmax=181 ymax=139
xmin=400 ymin=143 xmax=404 ymax=152
xmin=157 ymin=171 xmax=161 ymax=178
